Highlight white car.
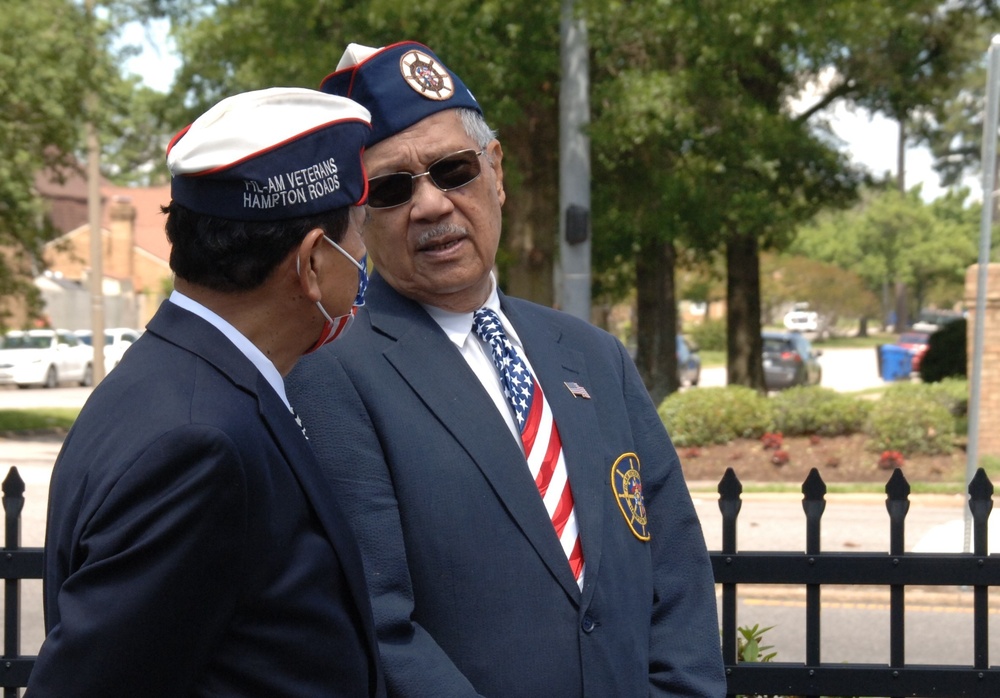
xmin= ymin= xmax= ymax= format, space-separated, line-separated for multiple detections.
xmin=783 ymin=305 xmax=821 ymax=333
xmin=0 ymin=329 xmax=93 ymax=388
xmin=74 ymin=328 xmax=141 ymax=375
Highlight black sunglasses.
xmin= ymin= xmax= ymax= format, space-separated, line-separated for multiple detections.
xmin=366 ymin=149 xmax=484 ymax=209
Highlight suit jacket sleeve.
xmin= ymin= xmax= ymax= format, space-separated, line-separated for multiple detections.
xmin=616 ymin=339 xmax=726 ymax=697
xmin=30 ymin=426 xmax=248 ymax=697
xmin=289 ymin=353 xmax=485 ymax=698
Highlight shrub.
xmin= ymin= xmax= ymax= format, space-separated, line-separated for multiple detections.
xmin=919 ymin=319 xmax=966 ymax=383
xmin=659 ymin=386 xmax=773 ymax=446
xmin=768 ymin=386 xmax=872 ymax=436
xmin=688 ymin=318 xmax=726 ymax=352
xmin=881 ymin=379 xmax=967 ymax=434
xmin=865 ymin=386 xmax=956 ymax=455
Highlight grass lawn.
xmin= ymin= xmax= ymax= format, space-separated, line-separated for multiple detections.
xmin=0 ymin=408 xmax=78 ymax=433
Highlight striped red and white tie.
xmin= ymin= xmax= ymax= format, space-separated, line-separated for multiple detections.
xmin=473 ymin=309 xmax=584 ymax=588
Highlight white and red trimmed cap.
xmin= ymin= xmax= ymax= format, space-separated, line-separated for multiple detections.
xmin=166 ymin=87 xmax=372 ymax=221
xmin=320 ymin=41 xmax=482 ymax=147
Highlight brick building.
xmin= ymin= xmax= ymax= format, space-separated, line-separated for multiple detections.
xmin=5 ymin=169 xmax=173 ymax=331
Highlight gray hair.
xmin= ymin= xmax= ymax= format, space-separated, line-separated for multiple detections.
xmin=459 ymin=108 xmax=497 ymax=149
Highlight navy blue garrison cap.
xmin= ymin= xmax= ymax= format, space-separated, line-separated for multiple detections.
xmin=166 ymin=87 xmax=372 ymax=221
xmin=319 ymin=41 xmax=482 ymax=147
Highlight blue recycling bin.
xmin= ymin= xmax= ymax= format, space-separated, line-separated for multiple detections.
xmin=879 ymin=344 xmax=912 ymax=381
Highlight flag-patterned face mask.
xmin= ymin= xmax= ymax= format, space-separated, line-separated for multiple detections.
xmin=301 ymin=237 xmax=368 ymax=355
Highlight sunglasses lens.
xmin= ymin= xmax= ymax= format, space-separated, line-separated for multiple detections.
xmin=366 ymin=150 xmax=483 ymax=209
xmin=367 ymin=174 xmax=412 ymax=209
xmin=429 ymin=151 xmax=482 ymax=190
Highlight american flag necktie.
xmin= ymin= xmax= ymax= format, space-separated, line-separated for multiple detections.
xmin=473 ymin=308 xmax=584 ymax=588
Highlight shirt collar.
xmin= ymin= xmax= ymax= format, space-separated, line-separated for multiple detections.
xmin=168 ymin=290 xmax=290 ymax=408
xmin=422 ymin=273 xmax=502 ymax=350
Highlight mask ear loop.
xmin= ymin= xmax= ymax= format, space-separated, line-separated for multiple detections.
xmin=324 ymin=236 xmax=365 ymax=272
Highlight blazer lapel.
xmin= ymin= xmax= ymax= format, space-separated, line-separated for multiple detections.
xmin=366 ymin=278 xmax=584 ymax=600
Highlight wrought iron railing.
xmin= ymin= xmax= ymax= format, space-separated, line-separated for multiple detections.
xmin=714 ymin=466 xmax=998 ymax=698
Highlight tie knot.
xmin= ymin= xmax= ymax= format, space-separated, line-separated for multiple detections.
xmin=472 ymin=308 xmax=504 ymax=344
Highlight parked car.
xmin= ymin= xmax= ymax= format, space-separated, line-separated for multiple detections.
xmin=762 ymin=330 xmax=823 ymax=391
xmin=74 ymin=327 xmax=141 ymax=374
xmin=0 ymin=329 xmax=93 ymax=388
xmin=897 ymin=331 xmax=931 ymax=372
xmin=677 ymin=335 xmax=701 ymax=387
xmin=783 ymin=302 xmax=823 ymax=334
xmin=911 ymin=309 xmax=963 ymax=333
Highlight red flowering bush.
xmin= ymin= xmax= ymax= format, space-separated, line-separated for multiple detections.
xmin=878 ymin=450 xmax=905 ymax=470
xmin=771 ymin=450 xmax=790 ymax=466
xmin=761 ymin=432 xmax=783 ymax=450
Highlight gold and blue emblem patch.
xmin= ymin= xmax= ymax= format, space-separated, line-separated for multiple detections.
xmin=611 ymin=452 xmax=650 ymax=541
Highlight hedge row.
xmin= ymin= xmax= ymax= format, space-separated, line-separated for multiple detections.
xmin=657 ymin=379 xmax=967 ymax=456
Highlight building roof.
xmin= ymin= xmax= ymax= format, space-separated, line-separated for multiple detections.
xmin=35 ymin=168 xmax=171 ymax=264
xmin=101 ymin=184 xmax=172 ymax=263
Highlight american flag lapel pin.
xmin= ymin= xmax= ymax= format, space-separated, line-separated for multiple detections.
xmin=564 ymin=381 xmax=591 ymax=399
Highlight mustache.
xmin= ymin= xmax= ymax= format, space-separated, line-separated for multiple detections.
xmin=415 ymin=224 xmax=468 ymax=248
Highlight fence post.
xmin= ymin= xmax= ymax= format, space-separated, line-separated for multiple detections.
xmin=718 ymin=467 xmax=743 ymax=678
xmin=802 ymin=468 xmax=826 ymax=698
xmin=886 ymin=468 xmax=911 ymax=698
xmin=2 ymin=468 xmax=25 ymax=698
xmin=970 ymin=468 xmax=994 ymax=670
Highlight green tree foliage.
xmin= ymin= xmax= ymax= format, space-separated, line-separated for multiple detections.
xmin=588 ymin=1 xmax=872 ymax=394
xmin=86 ymin=1 xmax=1000 ymax=399
xmin=1 ymin=0 xmax=98 ymax=309
xmin=0 ymin=0 xmax=157 ymax=321
xmin=793 ymin=188 xmax=981 ymax=322
xmin=140 ymin=0 xmax=564 ymax=303
xmin=761 ymin=253 xmax=879 ymax=327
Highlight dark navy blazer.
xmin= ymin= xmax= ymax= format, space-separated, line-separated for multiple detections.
xmin=287 ymin=274 xmax=725 ymax=697
xmin=28 ymin=301 xmax=385 ymax=697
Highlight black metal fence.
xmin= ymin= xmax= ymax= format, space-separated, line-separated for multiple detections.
xmin=714 ymin=466 xmax=999 ymax=698
xmin=0 ymin=467 xmax=41 ymax=697
xmin=0 ymin=463 xmax=997 ymax=697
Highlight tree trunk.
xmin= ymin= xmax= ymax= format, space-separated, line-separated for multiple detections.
xmin=635 ymin=236 xmax=678 ymax=405
xmin=499 ymin=107 xmax=559 ymax=306
xmin=894 ymin=280 xmax=909 ymax=331
xmin=726 ymin=233 xmax=765 ymax=390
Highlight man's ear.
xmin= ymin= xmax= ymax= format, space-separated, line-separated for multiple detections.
xmin=486 ymin=139 xmax=505 ymax=207
xmin=295 ymin=228 xmax=327 ymax=302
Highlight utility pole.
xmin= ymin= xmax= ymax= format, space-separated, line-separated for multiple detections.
xmin=557 ymin=0 xmax=591 ymax=322
xmin=85 ymin=0 xmax=105 ymax=384
xmin=964 ymin=35 xmax=1000 ymax=552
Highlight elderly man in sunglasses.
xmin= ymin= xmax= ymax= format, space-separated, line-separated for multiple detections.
xmin=287 ymin=41 xmax=725 ymax=698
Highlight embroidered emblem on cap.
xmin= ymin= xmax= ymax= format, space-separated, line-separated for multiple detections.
xmin=399 ymin=49 xmax=455 ymax=101
xmin=611 ymin=452 xmax=650 ymax=541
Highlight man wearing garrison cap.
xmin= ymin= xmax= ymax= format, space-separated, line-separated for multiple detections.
xmin=287 ymin=43 xmax=725 ymax=697
xmin=29 ymin=88 xmax=385 ymax=697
